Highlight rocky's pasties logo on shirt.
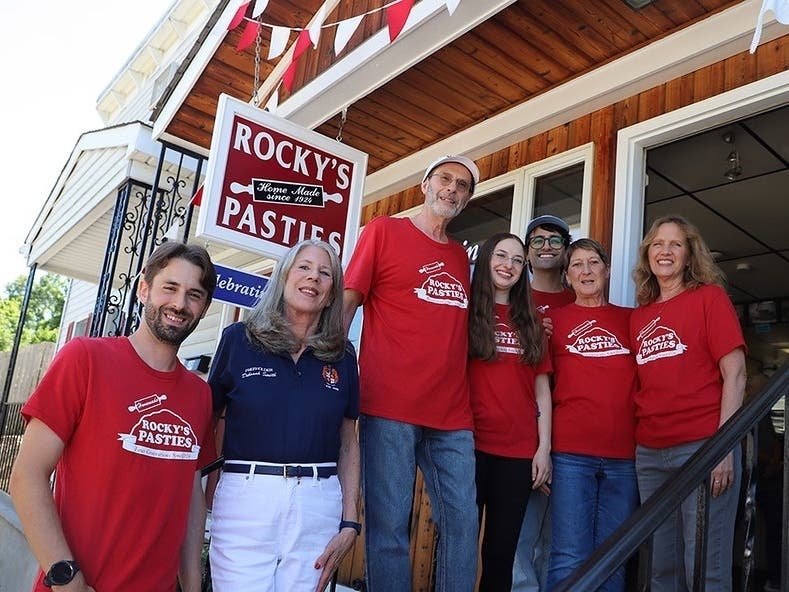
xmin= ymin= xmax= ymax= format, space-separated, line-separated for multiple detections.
xmin=414 ymin=261 xmax=468 ymax=309
xmin=118 ymin=408 xmax=200 ymax=460
xmin=565 ymin=320 xmax=630 ymax=358
xmin=634 ymin=316 xmax=688 ymax=365
xmin=494 ymin=320 xmax=523 ymax=356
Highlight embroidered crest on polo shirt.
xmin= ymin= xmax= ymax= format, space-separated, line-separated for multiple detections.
xmin=241 ymin=366 xmax=277 ymax=378
xmin=413 ymin=260 xmax=468 ymax=309
xmin=322 ymin=364 xmax=340 ymax=391
xmin=634 ymin=316 xmax=688 ymax=365
xmin=565 ymin=320 xmax=630 ymax=358
xmin=118 ymin=408 xmax=200 ymax=460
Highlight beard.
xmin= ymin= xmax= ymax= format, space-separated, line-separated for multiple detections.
xmin=143 ymin=302 xmax=200 ymax=346
xmin=425 ymin=186 xmax=465 ymax=219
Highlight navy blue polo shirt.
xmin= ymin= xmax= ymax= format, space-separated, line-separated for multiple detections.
xmin=209 ymin=322 xmax=359 ymax=463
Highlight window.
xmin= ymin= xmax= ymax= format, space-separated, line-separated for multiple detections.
xmin=447 ymin=143 xmax=594 ymax=263
xmin=448 ymin=188 xmax=513 ymax=264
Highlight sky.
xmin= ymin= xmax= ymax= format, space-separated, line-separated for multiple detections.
xmin=0 ymin=0 xmax=171 ymax=293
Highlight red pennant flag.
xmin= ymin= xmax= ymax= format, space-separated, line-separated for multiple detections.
xmin=228 ymin=2 xmax=250 ymax=31
xmin=236 ymin=19 xmax=260 ymax=53
xmin=292 ymin=29 xmax=312 ymax=60
xmin=282 ymin=30 xmax=312 ymax=92
xmin=282 ymin=60 xmax=298 ymax=93
xmin=387 ymin=0 xmax=414 ymax=42
xmin=191 ymin=186 xmax=203 ymax=207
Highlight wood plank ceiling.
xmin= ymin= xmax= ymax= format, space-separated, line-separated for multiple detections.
xmin=159 ymin=0 xmax=744 ymax=173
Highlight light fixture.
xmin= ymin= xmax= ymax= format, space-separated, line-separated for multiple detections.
xmin=736 ymin=262 xmax=752 ymax=272
xmin=623 ymin=0 xmax=654 ymax=8
xmin=722 ymin=132 xmax=742 ymax=181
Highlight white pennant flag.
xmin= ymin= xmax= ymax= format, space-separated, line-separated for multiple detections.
xmin=252 ymin=0 xmax=269 ymax=18
xmin=268 ymin=26 xmax=290 ymax=60
xmin=750 ymin=0 xmax=789 ymax=53
xmin=163 ymin=222 xmax=180 ymax=242
xmin=265 ymin=88 xmax=279 ymax=114
xmin=334 ymin=15 xmax=363 ymax=55
xmin=309 ymin=5 xmax=328 ymax=48
xmin=445 ymin=0 xmax=461 ymax=15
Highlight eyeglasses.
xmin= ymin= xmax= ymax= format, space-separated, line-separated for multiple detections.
xmin=528 ymin=235 xmax=565 ymax=250
xmin=430 ymin=172 xmax=471 ymax=192
xmin=493 ymin=251 xmax=525 ymax=268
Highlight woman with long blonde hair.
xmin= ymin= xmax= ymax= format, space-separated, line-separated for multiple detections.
xmin=629 ymin=215 xmax=745 ymax=591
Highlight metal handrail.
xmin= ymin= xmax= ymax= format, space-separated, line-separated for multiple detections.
xmin=557 ymin=360 xmax=789 ymax=591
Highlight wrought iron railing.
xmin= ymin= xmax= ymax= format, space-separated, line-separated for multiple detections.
xmin=557 ymin=361 xmax=789 ymax=591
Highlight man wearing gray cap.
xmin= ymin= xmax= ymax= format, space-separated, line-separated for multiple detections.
xmin=513 ymin=214 xmax=574 ymax=592
xmin=343 ymin=156 xmax=479 ymax=592
xmin=524 ymin=214 xmax=575 ymax=313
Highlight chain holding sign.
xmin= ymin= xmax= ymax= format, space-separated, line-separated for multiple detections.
xmin=196 ymin=94 xmax=367 ymax=266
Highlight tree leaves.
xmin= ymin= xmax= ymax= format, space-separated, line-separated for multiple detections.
xmin=0 ymin=273 xmax=67 ymax=351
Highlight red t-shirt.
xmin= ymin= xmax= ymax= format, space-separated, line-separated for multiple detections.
xmin=469 ymin=303 xmax=551 ymax=458
xmin=629 ymin=284 xmax=745 ymax=448
xmin=344 ymin=216 xmax=473 ymax=430
xmin=532 ymin=287 xmax=575 ymax=315
xmin=22 ymin=337 xmax=215 ymax=592
xmin=550 ymin=303 xmax=637 ymax=459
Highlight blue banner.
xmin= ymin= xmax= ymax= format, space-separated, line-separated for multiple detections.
xmin=213 ymin=264 xmax=269 ymax=309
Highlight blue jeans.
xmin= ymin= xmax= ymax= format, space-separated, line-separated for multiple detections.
xmin=547 ymin=453 xmax=639 ymax=592
xmin=360 ymin=414 xmax=479 ymax=592
xmin=512 ymin=489 xmax=550 ymax=592
xmin=636 ymin=440 xmax=742 ymax=592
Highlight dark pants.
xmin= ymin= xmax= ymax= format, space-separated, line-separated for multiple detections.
xmin=475 ymin=449 xmax=534 ymax=592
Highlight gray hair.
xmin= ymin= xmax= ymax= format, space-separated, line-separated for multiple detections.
xmin=244 ymin=239 xmax=346 ymax=361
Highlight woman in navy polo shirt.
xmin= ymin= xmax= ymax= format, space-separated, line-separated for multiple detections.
xmin=208 ymin=239 xmax=360 ymax=592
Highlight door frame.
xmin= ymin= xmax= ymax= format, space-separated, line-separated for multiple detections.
xmin=609 ymin=69 xmax=789 ymax=306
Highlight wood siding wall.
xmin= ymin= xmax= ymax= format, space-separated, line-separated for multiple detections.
xmin=337 ymin=34 xmax=789 ymax=590
xmin=360 ymin=35 xmax=789 ymax=251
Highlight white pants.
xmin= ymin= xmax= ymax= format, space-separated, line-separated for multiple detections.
xmin=210 ymin=462 xmax=342 ymax=592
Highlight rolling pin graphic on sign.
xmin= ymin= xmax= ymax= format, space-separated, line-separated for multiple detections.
xmin=230 ymin=181 xmax=343 ymax=206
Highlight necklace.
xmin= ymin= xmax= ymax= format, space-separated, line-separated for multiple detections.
xmin=656 ymin=283 xmax=686 ymax=303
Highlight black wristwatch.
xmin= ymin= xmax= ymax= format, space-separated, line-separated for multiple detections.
xmin=43 ymin=560 xmax=80 ymax=587
xmin=339 ymin=520 xmax=362 ymax=535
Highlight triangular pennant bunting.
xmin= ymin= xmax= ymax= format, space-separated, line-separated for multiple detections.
xmin=750 ymin=0 xmax=789 ymax=52
xmin=387 ymin=0 xmax=415 ymax=42
xmin=445 ymin=0 xmax=461 ymax=16
xmin=237 ymin=0 xmax=458 ymax=91
xmin=236 ymin=20 xmax=260 ymax=53
xmin=163 ymin=222 xmax=180 ymax=241
xmin=191 ymin=186 xmax=204 ymax=207
xmin=309 ymin=5 xmax=328 ymax=47
xmin=292 ymin=28 xmax=312 ymax=60
xmin=282 ymin=60 xmax=298 ymax=93
xmin=228 ymin=1 xmax=250 ymax=31
xmin=282 ymin=30 xmax=311 ymax=92
xmin=268 ymin=26 xmax=290 ymax=60
xmin=264 ymin=88 xmax=279 ymax=113
xmin=252 ymin=0 xmax=269 ymax=18
xmin=334 ymin=15 xmax=364 ymax=55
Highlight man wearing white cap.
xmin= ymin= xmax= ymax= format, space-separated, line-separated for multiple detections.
xmin=343 ymin=156 xmax=480 ymax=591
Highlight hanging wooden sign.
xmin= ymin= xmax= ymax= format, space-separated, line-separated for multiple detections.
xmin=196 ymin=93 xmax=367 ymax=265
